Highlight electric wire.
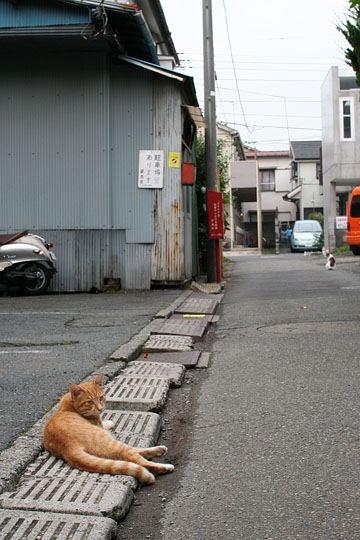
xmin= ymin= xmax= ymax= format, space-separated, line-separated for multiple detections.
xmin=221 ymin=0 xmax=253 ymax=133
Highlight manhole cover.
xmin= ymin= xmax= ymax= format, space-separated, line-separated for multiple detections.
xmin=151 ymin=319 xmax=208 ymax=339
xmin=105 ymin=376 xmax=169 ymax=412
xmin=0 ymin=509 xmax=116 ymax=539
xmin=122 ymin=361 xmax=185 ymax=387
xmin=101 ymin=410 xmax=161 ymax=442
xmin=0 ymin=477 xmax=133 ymax=521
xmin=143 ymin=334 xmax=193 ymax=352
xmin=24 ymin=452 xmax=137 ymax=490
xmin=175 ymin=298 xmax=219 ymax=314
xmin=135 ymin=351 xmax=201 ymax=368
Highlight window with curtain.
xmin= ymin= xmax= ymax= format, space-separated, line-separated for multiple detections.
xmin=260 ymin=169 xmax=275 ymax=191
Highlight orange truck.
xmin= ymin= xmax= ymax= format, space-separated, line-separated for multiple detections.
xmin=347 ymin=186 xmax=360 ymax=255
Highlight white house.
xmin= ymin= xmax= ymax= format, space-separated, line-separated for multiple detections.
xmin=230 ymin=148 xmax=297 ymax=248
xmin=284 ymin=141 xmax=323 ymax=220
xmin=321 ymin=66 xmax=360 ymax=248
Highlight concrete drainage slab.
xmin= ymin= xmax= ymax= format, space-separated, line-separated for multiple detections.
xmin=170 ymin=313 xmax=218 ymax=324
xmin=23 ymin=452 xmax=137 ymax=491
xmin=101 ymin=410 xmax=161 ymax=444
xmin=122 ymin=361 xmax=185 ymax=387
xmin=135 ymin=351 xmax=201 ymax=368
xmin=105 ymin=376 xmax=170 ymax=412
xmin=143 ymin=334 xmax=193 ymax=352
xmin=150 ymin=319 xmax=209 ymax=340
xmin=0 ymin=477 xmax=133 ymax=522
xmin=174 ymin=297 xmax=219 ymax=315
xmin=0 ymin=509 xmax=116 ymax=539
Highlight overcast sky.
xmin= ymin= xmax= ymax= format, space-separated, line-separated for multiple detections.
xmin=161 ymin=0 xmax=351 ymax=150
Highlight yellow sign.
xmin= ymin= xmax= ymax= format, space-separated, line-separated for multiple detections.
xmin=182 ymin=314 xmax=206 ymax=318
xmin=168 ymin=151 xmax=181 ymax=168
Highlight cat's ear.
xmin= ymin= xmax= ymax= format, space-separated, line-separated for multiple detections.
xmin=69 ymin=383 xmax=83 ymax=399
xmin=94 ymin=373 xmax=104 ymax=387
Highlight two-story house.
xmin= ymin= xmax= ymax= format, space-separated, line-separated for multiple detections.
xmin=284 ymin=141 xmax=323 ymax=220
xmin=321 ymin=66 xmax=360 ymax=248
xmin=231 ymin=149 xmax=297 ymax=248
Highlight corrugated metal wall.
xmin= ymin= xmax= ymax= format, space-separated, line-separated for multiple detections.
xmin=0 ymin=47 xmax=187 ymax=290
xmin=123 ymin=244 xmax=152 ymax=289
xmin=152 ymin=78 xmax=184 ymax=282
xmin=0 ymin=51 xmax=110 ymax=230
xmin=35 ymin=230 xmax=126 ymax=292
xmin=0 ymin=1 xmax=88 ymax=28
xmin=109 ymin=64 xmax=154 ymax=242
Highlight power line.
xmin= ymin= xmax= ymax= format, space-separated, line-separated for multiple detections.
xmin=221 ymin=0 xmax=253 ymax=133
xmin=225 ymin=121 xmax=321 ymax=131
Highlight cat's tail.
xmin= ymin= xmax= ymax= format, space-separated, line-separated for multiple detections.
xmin=65 ymin=450 xmax=155 ymax=484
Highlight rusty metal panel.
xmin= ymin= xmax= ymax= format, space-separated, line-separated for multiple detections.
xmin=152 ymin=78 xmax=184 ymax=282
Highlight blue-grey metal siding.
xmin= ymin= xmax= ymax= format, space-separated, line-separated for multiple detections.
xmin=110 ymin=64 xmax=154 ymax=243
xmin=123 ymin=244 xmax=152 ymax=289
xmin=0 ymin=0 xmax=88 ymax=28
xmin=35 ymin=229 xmax=126 ymax=292
xmin=0 ymin=51 xmax=110 ymax=230
xmin=152 ymin=78 xmax=184 ymax=282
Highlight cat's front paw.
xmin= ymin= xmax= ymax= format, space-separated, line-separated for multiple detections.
xmin=102 ymin=420 xmax=114 ymax=430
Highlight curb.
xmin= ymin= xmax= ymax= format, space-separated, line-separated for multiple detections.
xmin=0 ymin=286 xmax=223 ymax=533
xmin=0 ymin=289 xmax=211 ymax=495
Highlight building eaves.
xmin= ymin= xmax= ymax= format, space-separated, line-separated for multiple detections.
xmin=60 ymin=0 xmax=159 ymax=63
xmin=116 ymin=54 xmax=199 ymax=106
xmin=290 ymin=140 xmax=321 ymax=161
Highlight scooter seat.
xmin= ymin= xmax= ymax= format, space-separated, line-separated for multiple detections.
xmin=0 ymin=231 xmax=28 ymax=246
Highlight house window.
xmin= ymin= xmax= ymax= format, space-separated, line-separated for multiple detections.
xmin=260 ymin=169 xmax=275 ymax=191
xmin=339 ymin=97 xmax=354 ymax=140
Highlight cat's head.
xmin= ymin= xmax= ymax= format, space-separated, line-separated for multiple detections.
xmin=69 ymin=374 xmax=106 ymax=419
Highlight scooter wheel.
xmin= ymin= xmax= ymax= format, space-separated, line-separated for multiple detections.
xmin=21 ymin=263 xmax=51 ymax=295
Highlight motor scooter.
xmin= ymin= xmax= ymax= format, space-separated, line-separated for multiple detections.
xmin=0 ymin=231 xmax=56 ymax=295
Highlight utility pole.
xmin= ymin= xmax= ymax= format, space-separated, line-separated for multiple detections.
xmin=203 ymin=0 xmax=218 ymax=282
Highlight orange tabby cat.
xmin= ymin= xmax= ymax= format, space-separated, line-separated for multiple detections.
xmin=44 ymin=374 xmax=174 ymax=484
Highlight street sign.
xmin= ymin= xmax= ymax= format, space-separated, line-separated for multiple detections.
xmin=138 ymin=150 xmax=164 ymax=189
xmin=207 ymin=190 xmax=224 ymax=239
xmin=336 ymin=216 xmax=347 ymax=229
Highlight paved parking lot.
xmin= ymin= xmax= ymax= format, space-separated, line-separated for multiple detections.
xmin=0 ymin=289 xmax=180 ymax=451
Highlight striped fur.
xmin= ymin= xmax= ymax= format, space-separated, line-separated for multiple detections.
xmin=44 ymin=374 xmax=174 ymax=485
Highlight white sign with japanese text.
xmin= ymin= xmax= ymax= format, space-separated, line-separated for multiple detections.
xmin=138 ymin=150 xmax=164 ymax=189
xmin=336 ymin=216 xmax=347 ymax=230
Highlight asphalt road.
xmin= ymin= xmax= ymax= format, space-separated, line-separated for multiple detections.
xmin=0 ymin=289 xmax=180 ymax=451
xmin=119 ymin=252 xmax=360 ymax=540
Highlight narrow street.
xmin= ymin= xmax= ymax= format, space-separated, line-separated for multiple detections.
xmin=120 ymin=253 xmax=360 ymax=540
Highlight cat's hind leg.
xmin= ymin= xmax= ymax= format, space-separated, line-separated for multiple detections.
xmin=63 ymin=449 xmax=155 ymax=484
xmin=136 ymin=445 xmax=168 ymax=458
xmin=127 ymin=452 xmax=174 ymax=475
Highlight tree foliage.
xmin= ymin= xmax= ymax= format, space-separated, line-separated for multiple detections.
xmin=338 ymin=2 xmax=360 ymax=85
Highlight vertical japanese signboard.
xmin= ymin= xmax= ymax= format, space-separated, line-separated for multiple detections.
xmin=207 ymin=190 xmax=224 ymax=239
xmin=138 ymin=150 xmax=164 ymax=188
